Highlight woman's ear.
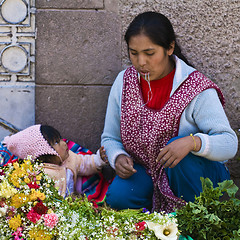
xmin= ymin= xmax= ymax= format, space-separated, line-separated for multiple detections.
xmin=167 ymin=41 xmax=175 ymax=56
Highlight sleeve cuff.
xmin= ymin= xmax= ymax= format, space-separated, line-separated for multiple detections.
xmin=193 ymin=133 xmax=210 ymax=156
xmin=94 ymin=150 xmax=107 ymax=170
xmin=109 ymin=150 xmax=130 ymax=169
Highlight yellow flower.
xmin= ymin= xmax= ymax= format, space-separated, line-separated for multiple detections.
xmin=24 ymin=177 xmax=31 ymax=184
xmin=0 ymin=180 xmax=17 ymax=198
xmin=11 ymin=193 xmax=29 ymax=208
xmin=15 ymin=168 xmax=26 ymax=178
xmin=30 ymin=189 xmax=37 ymax=201
xmin=12 ymin=166 xmax=27 ymax=178
xmin=30 ymin=190 xmax=45 ymax=201
xmin=22 ymin=159 xmax=33 ymax=171
xmin=13 ymin=162 xmax=19 ymax=169
xmin=47 ymin=209 xmax=54 ymax=214
xmin=29 ymin=228 xmax=53 ymax=240
xmin=36 ymin=181 xmax=40 ymax=185
xmin=9 ymin=173 xmax=21 ymax=188
xmin=9 ymin=167 xmax=27 ymax=187
xmin=36 ymin=174 xmax=42 ymax=181
xmin=8 ymin=214 xmax=22 ymax=231
xmin=36 ymin=190 xmax=45 ymax=201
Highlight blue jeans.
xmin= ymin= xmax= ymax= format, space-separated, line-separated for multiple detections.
xmin=106 ymin=137 xmax=230 ymax=210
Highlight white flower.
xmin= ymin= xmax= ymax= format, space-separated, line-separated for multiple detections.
xmin=146 ymin=221 xmax=178 ymax=240
xmin=26 ymin=155 xmax=33 ymax=161
xmin=129 ymin=233 xmax=138 ymax=239
xmin=0 ymin=205 xmax=8 ymax=217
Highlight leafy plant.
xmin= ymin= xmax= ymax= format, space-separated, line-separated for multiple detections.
xmin=176 ymin=178 xmax=240 ymax=239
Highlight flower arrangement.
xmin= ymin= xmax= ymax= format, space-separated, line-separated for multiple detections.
xmin=0 ymin=157 xmax=180 ymax=240
xmin=0 ymin=157 xmax=62 ymax=240
xmin=4 ymin=156 xmax=238 ymax=239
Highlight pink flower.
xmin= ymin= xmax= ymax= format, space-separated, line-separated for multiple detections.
xmin=27 ymin=208 xmax=41 ymax=223
xmin=12 ymin=227 xmax=23 ymax=240
xmin=135 ymin=221 xmax=146 ymax=231
xmin=135 ymin=221 xmax=147 ymax=236
xmin=44 ymin=213 xmax=58 ymax=228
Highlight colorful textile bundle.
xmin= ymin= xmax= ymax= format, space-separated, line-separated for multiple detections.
xmin=0 ymin=142 xmax=19 ymax=166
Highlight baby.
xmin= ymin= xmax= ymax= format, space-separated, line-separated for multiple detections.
xmin=1 ymin=124 xmax=107 ymax=198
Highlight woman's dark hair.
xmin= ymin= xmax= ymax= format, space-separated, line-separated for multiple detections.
xmin=124 ymin=11 xmax=192 ymax=66
xmin=38 ymin=125 xmax=62 ymax=163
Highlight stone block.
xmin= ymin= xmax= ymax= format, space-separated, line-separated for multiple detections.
xmin=36 ymin=0 xmax=103 ymax=9
xmin=0 ymin=85 xmax=35 ymax=140
xmin=104 ymin=0 xmax=119 ymax=13
xmin=35 ymin=85 xmax=111 ymax=152
xmin=36 ymin=10 xmax=121 ymax=85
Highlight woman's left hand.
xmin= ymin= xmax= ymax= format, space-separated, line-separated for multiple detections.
xmin=156 ymin=136 xmax=201 ymax=168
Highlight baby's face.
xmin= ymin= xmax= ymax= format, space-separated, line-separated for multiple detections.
xmin=53 ymin=140 xmax=69 ymax=162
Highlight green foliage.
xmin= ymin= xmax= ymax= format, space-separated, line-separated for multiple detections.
xmin=176 ymin=178 xmax=240 ymax=240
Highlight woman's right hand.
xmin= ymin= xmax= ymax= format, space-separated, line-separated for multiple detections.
xmin=115 ymin=154 xmax=137 ymax=179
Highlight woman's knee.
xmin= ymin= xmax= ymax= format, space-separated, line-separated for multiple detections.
xmin=106 ymin=163 xmax=153 ymax=210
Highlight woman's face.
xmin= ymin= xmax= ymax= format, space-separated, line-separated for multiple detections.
xmin=128 ymin=34 xmax=174 ymax=81
xmin=53 ymin=139 xmax=69 ymax=163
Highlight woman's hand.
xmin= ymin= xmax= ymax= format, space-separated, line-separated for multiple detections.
xmin=156 ymin=136 xmax=201 ymax=168
xmin=115 ymin=154 xmax=137 ymax=179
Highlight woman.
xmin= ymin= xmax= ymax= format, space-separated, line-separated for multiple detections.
xmin=101 ymin=11 xmax=238 ymax=213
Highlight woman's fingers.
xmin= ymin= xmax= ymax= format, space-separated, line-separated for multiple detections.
xmin=162 ymin=155 xmax=178 ymax=168
xmin=156 ymin=147 xmax=171 ymax=164
xmin=115 ymin=155 xmax=136 ymax=178
xmin=156 ymin=137 xmax=193 ymax=168
xmin=158 ymin=150 xmax=174 ymax=167
xmin=116 ymin=166 xmax=135 ymax=178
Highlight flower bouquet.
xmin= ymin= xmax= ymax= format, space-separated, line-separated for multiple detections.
xmin=0 ymin=157 xmax=181 ymax=240
xmin=0 ymin=157 xmax=63 ymax=239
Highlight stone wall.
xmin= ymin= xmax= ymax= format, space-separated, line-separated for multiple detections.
xmin=35 ymin=0 xmax=121 ymax=152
